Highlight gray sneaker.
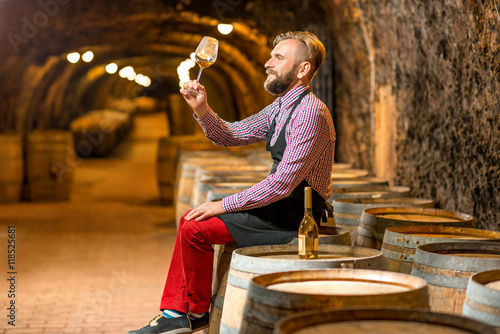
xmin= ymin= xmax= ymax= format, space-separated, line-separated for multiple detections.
xmin=190 ymin=312 xmax=209 ymax=332
xmin=126 ymin=313 xmax=191 ymax=334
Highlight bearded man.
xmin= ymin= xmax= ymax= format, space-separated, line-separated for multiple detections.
xmin=128 ymin=31 xmax=336 ymax=334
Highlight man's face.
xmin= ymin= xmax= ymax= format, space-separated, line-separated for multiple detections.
xmin=264 ymin=39 xmax=301 ymax=95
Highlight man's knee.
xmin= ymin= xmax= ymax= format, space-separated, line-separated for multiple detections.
xmin=180 ymin=218 xmax=202 ymax=238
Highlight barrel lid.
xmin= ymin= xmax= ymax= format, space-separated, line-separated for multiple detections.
xmin=414 ymin=242 xmax=500 ymax=272
xmin=331 ymin=177 xmax=389 ymax=188
xmin=329 ymin=186 xmax=411 ymax=201
xmin=274 ymin=307 xmax=496 ymax=334
xmin=383 ymin=225 xmax=500 ymax=243
xmin=332 ymin=197 xmax=435 ymax=214
xmin=361 ymin=206 xmax=475 ymax=225
xmin=232 ymin=244 xmax=382 ymax=274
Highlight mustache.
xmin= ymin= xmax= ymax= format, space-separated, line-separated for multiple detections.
xmin=266 ymin=70 xmax=278 ymax=76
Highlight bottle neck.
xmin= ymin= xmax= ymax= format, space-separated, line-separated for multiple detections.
xmin=304 ymin=187 xmax=313 ymax=215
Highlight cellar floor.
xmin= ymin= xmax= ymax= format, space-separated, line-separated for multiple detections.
xmin=0 ymin=112 xmax=180 ymax=334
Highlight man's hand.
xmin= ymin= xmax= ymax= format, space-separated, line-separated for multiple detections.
xmin=180 ymin=80 xmax=209 ymax=118
xmin=185 ymin=201 xmax=225 ymax=221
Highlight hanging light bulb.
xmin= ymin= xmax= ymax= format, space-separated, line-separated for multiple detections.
xmin=218 ymin=23 xmax=233 ymax=35
xmin=82 ymin=51 xmax=94 ymax=62
xmin=135 ymin=74 xmax=152 ymax=87
xmin=67 ymin=52 xmax=80 ymax=63
xmin=119 ymin=66 xmax=134 ymax=78
xmin=105 ymin=63 xmax=118 ymax=74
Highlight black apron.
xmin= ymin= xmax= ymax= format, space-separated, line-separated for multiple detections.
xmin=217 ymin=89 xmax=325 ymax=247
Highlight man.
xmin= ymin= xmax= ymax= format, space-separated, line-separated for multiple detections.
xmin=128 ymin=31 xmax=335 ymax=334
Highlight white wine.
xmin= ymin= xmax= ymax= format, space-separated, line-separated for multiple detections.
xmin=196 ymin=56 xmax=215 ymax=69
xmin=298 ymin=186 xmax=319 ymax=259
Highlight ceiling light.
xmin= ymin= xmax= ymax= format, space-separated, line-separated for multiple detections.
xmin=82 ymin=51 xmax=94 ymax=62
xmin=218 ymin=23 xmax=233 ymax=35
xmin=67 ymin=52 xmax=80 ymax=63
xmin=119 ymin=66 xmax=134 ymax=78
xmin=127 ymin=72 xmax=136 ymax=81
xmin=105 ymin=63 xmax=118 ymax=74
xmin=135 ymin=74 xmax=152 ymax=87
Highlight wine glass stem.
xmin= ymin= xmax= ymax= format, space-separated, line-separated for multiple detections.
xmin=196 ymin=67 xmax=204 ymax=82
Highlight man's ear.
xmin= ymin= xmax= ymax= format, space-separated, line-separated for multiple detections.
xmin=297 ymin=61 xmax=312 ymax=80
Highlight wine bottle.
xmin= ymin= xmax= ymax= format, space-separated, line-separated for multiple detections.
xmin=298 ymin=186 xmax=319 ymax=259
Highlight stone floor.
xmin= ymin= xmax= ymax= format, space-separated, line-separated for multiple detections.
xmin=0 ymin=112 xmax=180 ymax=333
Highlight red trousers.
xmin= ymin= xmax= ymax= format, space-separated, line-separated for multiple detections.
xmin=160 ymin=211 xmax=235 ymax=314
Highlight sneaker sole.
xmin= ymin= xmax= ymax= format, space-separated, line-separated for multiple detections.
xmin=192 ymin=323 xmax=209 ymax=333
xmin=159 ymin=328 xmax=192 ymax=334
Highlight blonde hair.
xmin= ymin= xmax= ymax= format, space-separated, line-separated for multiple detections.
xmin=273 ymin=31 xmax=326 ymax=80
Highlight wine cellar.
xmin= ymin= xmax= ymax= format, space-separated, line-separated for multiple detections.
xmin=0 ymin=0 xmax=499 ymax=333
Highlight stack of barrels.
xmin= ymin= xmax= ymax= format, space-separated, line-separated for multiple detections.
xmin=0 ymin=130 xmax=76 ymax=202
xmin=156 ymin=135 xmax=274 ymax=224
xmin=0 ymin=133 xmax=23 ymax=202
xmin=156 ymin=143 xmax=500 ymax=333
xmin=70 ymin=109 xmax=132 ymax=157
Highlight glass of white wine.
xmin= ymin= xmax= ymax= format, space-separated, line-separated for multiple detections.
xmin=185 ymin=36 xmax=218 ymax=94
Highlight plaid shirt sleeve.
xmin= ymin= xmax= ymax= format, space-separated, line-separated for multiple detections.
xmin=195 ymin=100 xmax=279 ymax=146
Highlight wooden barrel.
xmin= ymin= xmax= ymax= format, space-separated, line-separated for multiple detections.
xmin=288 ymin=226 xmax=352 ymax=248
xmin=191 ymin=165 xmax=269 ymax=207
xmin=411 ymin=242 xmax=500 ymax=315
xmin=0 ymin=133 xmax=23 ymax=202
xmin=156 ymin=137 xmax=179 ymax=205
xmin=331 ymin=177 xmax=389 ymax=189
xmin=70 ymin=110 xmax=130 ymax=157
xmin=209 ymin=242 xmax=239 ymax=334
xmin=331 ymin=168 xmax=369 ymax=179
xmin=356 ymin=207 xmax=476 ymax=250
xmin=206 ymin=187 xmax=250 ymax=203
xmin=192 ymin=175 xmax=266 ymax=207
xmin=156 ymin=135 xmax=233 ymax=206
xmin=240 ymin=269 xmax=429 ymax=334
xmin=332 ymin=162 xmax=352 ymax=169
xmin=175 ymin=157 xmax=244 ymax=225
xmin=26 ymin=130 xmax=74 ymax=201
xmin=209 ymin=226 xmax=351 ymax=334
xmin=132 ymin=96 xmax=159 ymax=114
xmin=332 ymin=197 xmax=435 ymax=246
xmin=192 ymin=181 xmax=256 ymax=208
xmin=382 ymin=226 xmax=500 ymax=274
xmin=328 ymin=185 xmax=411 ymax=202
xmin=463 ymin=269 xmax=500 ymax=327
xmin=220 ymin=244 xmax=383 ymax=334
xmin=274 ymin=308 xmax=497 ymax=334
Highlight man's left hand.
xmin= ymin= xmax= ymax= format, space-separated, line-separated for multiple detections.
xmin=185 ymin=201 xmax=225 ymax=221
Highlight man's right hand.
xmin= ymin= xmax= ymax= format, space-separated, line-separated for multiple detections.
xmin=180 ymin=80 xmax=209 ymax=118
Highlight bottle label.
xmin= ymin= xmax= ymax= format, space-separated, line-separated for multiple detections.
xmin=298 ymin=235 xmax=305 ymax=256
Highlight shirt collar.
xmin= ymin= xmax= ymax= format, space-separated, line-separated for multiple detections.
xmin=279 ymin=85 xmax=310 ymax=110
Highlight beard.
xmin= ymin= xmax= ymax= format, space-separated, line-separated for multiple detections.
xmin=264 ymin=64 xmax=297 ymax=95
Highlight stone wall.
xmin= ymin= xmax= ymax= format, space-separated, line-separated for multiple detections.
xmin=329 ymin=0 xmax=499 ymax=229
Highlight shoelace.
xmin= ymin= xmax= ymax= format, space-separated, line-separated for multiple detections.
xmin=149 ymin=314 xmax=163 ymax=326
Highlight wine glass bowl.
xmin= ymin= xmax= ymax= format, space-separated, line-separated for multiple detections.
xmin=184 ymin=36 xmax=219 ymax=94
xmin=194 ymin=36 xmax=218 ymax=80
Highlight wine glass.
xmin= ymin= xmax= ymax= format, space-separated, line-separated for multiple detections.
xmin=185 ymin=36 xmax=218 ymax=94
